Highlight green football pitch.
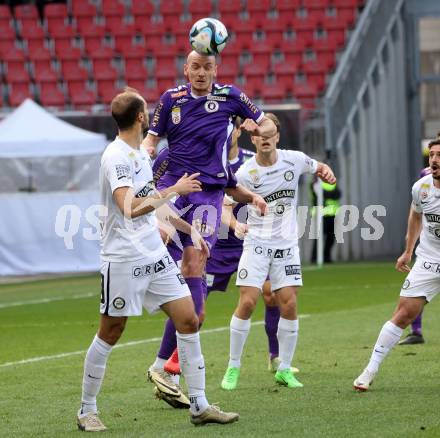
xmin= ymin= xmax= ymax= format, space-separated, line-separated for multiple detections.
xmin=1 ymin=262 xmax=439 ymax=437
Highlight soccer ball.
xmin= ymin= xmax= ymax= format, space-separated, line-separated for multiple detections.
xmin=189 ymin=18 xmax=229 ymax=56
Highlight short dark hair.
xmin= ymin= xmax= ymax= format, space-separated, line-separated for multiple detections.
xmin=111 ymin=87 xmax=146 ymax=131
xmin=265 ymin=112 xmax=280 ymax=133
xmin=428 ymin=138 xmax=440 ymax=148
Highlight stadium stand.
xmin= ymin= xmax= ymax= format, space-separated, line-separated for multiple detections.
xmin=0 ymin=0 xmax=365 ymax=110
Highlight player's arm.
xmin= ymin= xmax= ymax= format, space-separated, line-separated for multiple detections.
xmin=240 ymin=116 xmax=277 ymax=139
xmin=395 ymin=206 xmax=423 ymax=273
xmin=113 ymin=173 xmax=201 ymax=218
xmin=142 ymin=133 xmax=161 ymax=158
xmin=316 ymin=162 xmax=336 ymax=185
xmin=225 ymin=185 xmax=268 ymax=216
xmin=222 ymin=202 xmax=248 ymax=239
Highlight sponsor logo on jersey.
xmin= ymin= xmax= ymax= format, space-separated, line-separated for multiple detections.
xmin=177 ymin=273 xmax=186 ymax=284
xmin=264 ymin=189 xmax=296 ymax=203
xmin=115 ymin=164 xmax=131 ymax=180
xmin=135 ymin=181 xmax=155 ymax=198
xmin=171 ymin=107 xmax=181 ymax=124
xmin=205 ymin=100 xmax=219 ymax=113
xmin=207 ymin=94 xmax=226 ymax=102
xmin=132 ymin=255 xmax=174 ymax=278
xmin=239 ymin=92 xmax=259 ymax=114
xmin=151 ymin=101 xmax=163 ymax=128
xmin=171 ymin=90 xmax=188 ymax=98
xmin=254 ymin=246 xmax=293 ymax=257
xmin=112 ymin=297 xmax=126 ymax=309
xmin=176 ymin=97 xmax=189 ymax=104
xmin=285 ymin=265 xmax=301 ymax=276
xmin=266 ymin=169 xmax=279 ymax=175
xmin=425 ymin=213 xmax=440 ymax=223
xmin=422 ymin=262 xmax=440 ymax=273
xmin=282 ymin=159 xmax=295 ymax=166
xmin=214 ymin=86 xmax=231 ymax=95
xmin=421 ymin=183 xmax=430 ymax=189
xmin=284 ymin=170 xmax=294 ymax=181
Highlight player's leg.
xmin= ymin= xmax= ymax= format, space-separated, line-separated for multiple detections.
xmin=399 ymin=310 xmax=424 ymax=345
xmin=221 ymin=286 xmax=260 ymax=390
xmin=273 ymin=286 xmax=303 ymax=388
xmin=354 ymin=296 xmax=425 ymax=391
xmin=262 ymin=280 xmax=281 ymax=370
xmin=162 ymin=296 xmax=239 ymax=424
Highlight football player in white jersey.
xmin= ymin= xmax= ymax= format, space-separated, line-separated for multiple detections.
xmin=353 ymin=139 xmax=440 ymax=391
xmin=77 ymin=88 xmax=239 ymax=431
xmin=220 ymin=113 xmax=336 ymax=390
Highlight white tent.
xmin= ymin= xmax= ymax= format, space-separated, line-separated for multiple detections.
xmin=0 ymin=99 xmax=106 ymax=158
xmin=0 ymin=100 xmax=107 ymax=276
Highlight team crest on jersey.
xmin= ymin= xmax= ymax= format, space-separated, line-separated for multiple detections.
xmin=249 ymin=169 xmax=259 ymax=183
xmin=205 ymin=100 xmax=219 ymax=113
xmin=112 ymin=297 xmax=125 ymax=309
xmin=421 ymin=191 xmax=428 ymax=199
xmin=172 ymin=107 xmax=181 ymax=124
xmin=284 ymin=170 xmax=294 ymax=181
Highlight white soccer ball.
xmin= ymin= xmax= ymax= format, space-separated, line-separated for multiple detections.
xmin=189 ymin=17 xmax=229 ymax=56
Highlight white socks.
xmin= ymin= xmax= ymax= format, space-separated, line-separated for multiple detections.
xmin=80 ymin=335 xmax=113 ymax=415
xmin=228 ymin=315 xmax=251 ymax=368
xmin=176 ymin=331 xmax=209 ymax=416
xmin=367 ymin=321 xmax=403 ymax=373
xmin=151 ymin=357 xmax=166 ymax=370
xmin=277 ymin=318 xmax=298 ymax=371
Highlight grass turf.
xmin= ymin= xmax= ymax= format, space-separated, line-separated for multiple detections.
xmin=0 ymin=262 xmax=439 ymax=437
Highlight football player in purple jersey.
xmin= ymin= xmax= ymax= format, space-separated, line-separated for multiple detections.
xmin=143 ymin=50 xmax=275 ymax=397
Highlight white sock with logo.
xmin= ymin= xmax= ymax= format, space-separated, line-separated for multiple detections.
xmin=176 ymin=331 xmax=209 ymax=415
xmin=228 ymin=315 xmax=251 ymax=368
xmin=367 ymin=321 xmax=403 ymax=373
xmin=80 ymin=335 xmax=113 ymax=415
xmin=277 ymin=318 xmax=298 ymax=371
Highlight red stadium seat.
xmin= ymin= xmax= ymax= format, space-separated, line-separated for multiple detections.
xmin=105 ymin=18 xmax=136 ymax=37
xmin=332 ymin=0 xmax=358 ymax=6
xmin=7 ymin=83 xmax=32 ymax=107
xmin=47 ymin=21 xmax=76 ymax=39
xmin=159 ymin=0 xmax=183 ymax=20
xmin=27 ymin=46 xmax=52 ymax=62
xmin=39 ymin=82 xmax=66 ymax=107
xmin=188 ymin=0 xmax=213 ymax=20
xmin=101 ymin=0 xmax=126 ymax=17
xmin=33 ymin=62 xmax=59 ymax=82
xmin=1 ymin=47 xmax=26 ymax=63
xmin=125 ymin=60 xmax=148 ymax=81
xmin=61 ymin=62 xmax=89 ymax=81
xmin=93 ymin=59 xmax=119 ymax=81
xmin=0 ymin=4 xmax=12 ymax=21
xmin=70 ymin=88 xmax=97 ymax=107
xmin=4 ymin=62 xmax=30 ymax=84
xmin=274 ymin=0 xmax=302 ymax=12
xmin=77 ymin=20 xmax=106 ymax=39
xmin=85 ymin=42 xmax=114 ymax=59
xmin=131 ymin=0 xmax=154 ymax=18
xmin=97 ymin=80 xmax=120 ymax=104
xmin=0 ymin=24 xmax=16 ymax=41
xmin=242 ymin=62 xmax=267 ymax=80
xmin=18 ymin=20 xmax=45 ymax=40
xmin=14 ymin=3 xmax=39 ymax=20
xmin=261 ymin=84 xmax=285 ymax=103
xmin=273 ymin=61 xmax=301 ymax=79
xmin=135 ymin=19 xmax=164 ymax=48
xmin=122 ymin=42 xmax=147 ymax=59
xmin=305 ymin=0 xmax=331 ymax=8
xmin=54 ymin=43 xmax=82 ymax=61
xmin=293 ymin=81 xmax=319 ymax=100
xmin=44 ymin=3 xmax=68 ymax=19
xmin=71 ymin=0 xmax=98 ymax=19
xmin=0 ymin=39 xmax=17 ymax=55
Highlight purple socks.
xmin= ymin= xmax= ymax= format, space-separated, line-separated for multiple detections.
xmin=265 ymin=305 xmax=280 ymax=359
xmin=411 ymin=311 xmax=423 ymax=335
xmin=157 ymin=277 xmax=205 ymax=360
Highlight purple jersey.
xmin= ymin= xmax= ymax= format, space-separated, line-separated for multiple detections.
xmin=148 ymin=83 xmax=264 ymax=187
xmin=420 ymin=167 xmax=432 ymax=178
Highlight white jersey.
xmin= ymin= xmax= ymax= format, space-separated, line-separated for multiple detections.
xmin=100 ymin=137 xmax=166 ymax=262
xmin=411 ymin=174 xmax=440 ymax=262
xmin=235 ymin=149 xmax=317 ymax=248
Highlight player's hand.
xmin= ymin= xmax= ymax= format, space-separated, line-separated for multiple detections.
xmin=141 ymin=138 xmax=157 ymax=158
xmin=240 ymin=118 xmax=261 ymax=136
xmin=191 ymin=229 xmax=210 ymax=258
xmin=173 ymin=173 xmax=202 ymax=195
xmin=234 ymin=222 xmax=248 ymax=239
xmin=396 ymin=252 xmax=412 ymax=273
xmin=252 ymin=194 xmax=268 ymax=216
xmin=317 ymin=164 xmax=336 ymax=185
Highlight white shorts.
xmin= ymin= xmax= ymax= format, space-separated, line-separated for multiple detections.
xmin=236 ymin=243 xmax=302 ymax=291
xmin=400 ymin=258 xmax=440 ymax=302
xmin=100 ymin=252 xmax=190 ymax=316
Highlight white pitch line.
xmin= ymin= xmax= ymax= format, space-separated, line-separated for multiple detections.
xmin=0 ymin=292 xmax=96 ymax=309
xmin=0 ymin=316 xmax=310 ymax=369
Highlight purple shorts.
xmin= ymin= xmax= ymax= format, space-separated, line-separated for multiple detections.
xmin=158 ymin=173 xmax=224 ymax=250
xmin=206 ymin=249 xmax=240 ymax=293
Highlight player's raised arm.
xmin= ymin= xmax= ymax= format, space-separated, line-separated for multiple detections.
xmin=113 ymin=173 xmax=201 ymax=218
xmin=240 ymin=116 xmax=277 ymax=139
xmin=316 ymin=162 xmax=336 ymax=185
xmin=395 ymin=206 xmax=423 ymax=273
xmin=142 ymin=133 xmax=161 ymax=158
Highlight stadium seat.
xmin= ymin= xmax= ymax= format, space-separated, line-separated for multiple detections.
xmin=97 ymin=80 xmax=120 ymax=104
xmin=101 ymin=0 xmax=126 ymax=17
xmin=44 ymin=3 xmax=68 ymax=20
xmin=218 ymin=0 xmax=243 ymax=23
xmin=77 ymin=20 xmax=106 ymax=39
xmin=14 ymin=3 xmax=39 ymax=21
xmin=69 ymin=88 xmax=97 ymax=107
xmin=61 ymin=62 xmax=89 ymax=81
xmin=332 ymin=0 xmax=358 ymax=6
xmin=7 ymin=83 xmax=32 ymax=107
xmin=28 ymin=46 xmax=52 ymax=63
xmin=4 ymin=63 xmax=30 ymax=84
xmin=0 ymin=39 xmax=17 ymax=56
xmin=1 ymin=47 xmax=26 ymax=63
xmin=261 ymin=84 xmax=285 ymax=103
xmin=159 ymin=0 xmax=183 ymax=20
xmin=38 ymin=82 xmax=65 ymax=107
xmin=93 ymin=59 xmax=119 ymax=81
xmin=0 ymin=4 xmax=12 ymax=21
xmin=33 ymin=62 xmax=59 ymax=82
xmin=131 ymin=0 xmax=155 ymax=18
xmin=55 ymin=44 xmax=82 ymax=61
xmin=273 ymin=61 xmax=301 ymax=80
xmin=293 ymin=81 xmax=319 ymax=100
xmin=246 ymin=0 xmax=271 ymax=23
xmin=71 ymin=0 xmax=98 ymax=19
xmin=305 ymin=0 xmax=332 ymax=8
xmin=188 ymin=0 xmax=213 ymax=21
xmin=85 ymin=42 xmax=114 ymax=60
xmin=135 ymin=19 xmax=164 ymax=48
xmin=125 ymin=59 xmax=148 ymax=81
xmin=0 ymin=23 xmax=16 ymax=41
xmin=18 ymin=20 xmax=45 ymax=40
xmin=46 ymin=21 xmax=76 ymax=39
xmin=274 ymin=0 xmax=302 ymax=12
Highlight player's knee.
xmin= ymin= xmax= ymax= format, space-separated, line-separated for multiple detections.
xmin=198 ymin=308 xmax=206 ymax=325
xmin=394 ymin=306 xmax=416 ymax=328
xmin=99 ymin=321 xmax=126 ymax=345
xmin=177 ymin=313 xmax=199 ymax=334
xmin=181 ymin=259 xmax=202 ymax=277
xmin=240 ymin=296 xmax=257 ymax=316
xmin=263 ymin=294 xmax=277 ymax=307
